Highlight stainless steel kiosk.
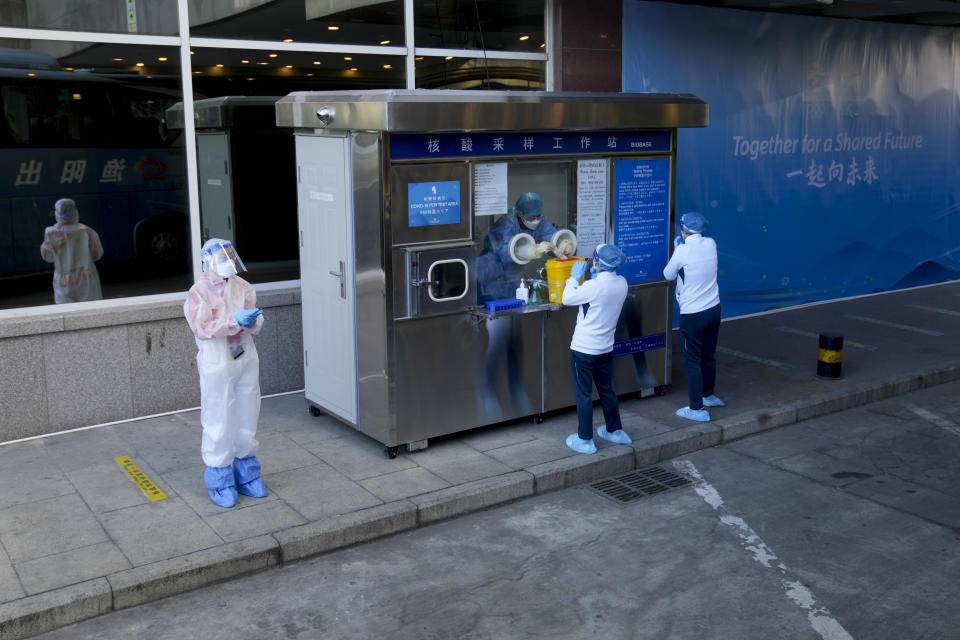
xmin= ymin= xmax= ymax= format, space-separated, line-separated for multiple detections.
xmin=275 ymin=90 xmax=708 ymax=457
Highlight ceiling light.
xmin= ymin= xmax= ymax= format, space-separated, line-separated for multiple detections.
xmin=72 ymin=93 xmax=82 ymax=100
xmin=26 ymin=72 xmax=35 ymax=77
xmin=216 ymin=64 xmax=224 ymax=68
xmin=257 ymin=62 xmax=269 ymax=65
xmin=415 ymin=56 xmax=424 ymax=61
xmin=282 ymin=38 xmax=293 ymax=42
xmin=349 ymin=67 xmax=358 ymax=71
xmin=313 ymin=60 xmax=321 ymax=65
xmin=64 ymin=67 xmax=74 ymax=71
xmin=383 ymin=64 xmax=392 ymax=69
xmin=328 ymin=25 xmax=339 ymax=30
xmin=190 ymin=51 xmax=195 ymax=55
xmin=600 ymin=34 xmax=607 ymax=39
xmin=193 ymin=70 xmax=202 ymax=74
xmin=157 ymin=57 xmax=167 ymax=61
xmin=306 ymin=73 xmax=314 ymax=77
xmin=380 ymin=40 xmax=390 ymax=45
xmin=344 ymin=56 xmax=352 ymax=61
xmin=247 ymin=77 xmax=254 ymax=80
xmin=268 ymin=53 xmax=278 ymax=58
xmin=135 ymin=62 xmax=144 ymax=67
xmin=445 ymin=56 xmax=453 ymax=60
xmin=241 ymin=59 xmax=250 ymax=64
xmin=112 ymin=58 xmax=123 ymax=61
xmin=519 ymin=35 xmax=529 ymax=41
xmin=285 ymin=65 xmax=293 ymax=68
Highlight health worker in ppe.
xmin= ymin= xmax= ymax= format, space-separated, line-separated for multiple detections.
xmin=663 ymin=211 xmax=723 ymax=423
xmin=561 ymin=244 xmax=631 ymax=454
xmin=40 ymin=198 xmax=104 ymax=304
xmin=184 ymin=238 xmax=267 ymax=508
xmin=476 ymin=192 xmax=561 ymax=304
xmin=475 ymin=192 xmax=560 ymax=419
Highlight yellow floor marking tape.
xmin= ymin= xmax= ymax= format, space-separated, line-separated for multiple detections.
xmin=114 ymin=456 xmax=167 ymax=502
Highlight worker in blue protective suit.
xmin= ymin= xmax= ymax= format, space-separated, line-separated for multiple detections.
xmin=475 ymin=192 xmax=562 ymax=420
xmin=561 ymin=244 xmax=631 ymax=454
xmin=663 ymin=211 xmax=723 ymax=423
xmin=184 ymin=238 xmax=267 ymax=508
xmin=476 ymin=192 xmax=560 ymax=304
xmin=40 ymin=198 xmax=104 ymax=304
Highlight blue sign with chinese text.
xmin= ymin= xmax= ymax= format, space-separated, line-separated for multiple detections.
xmin=389 ymin=130 xmax=671 ymax=160
xmin=612 ymin=157 xmax=671 ymax=284
xmin=613 ymin=332 xmax=667 ymax=357
xmin=408 ymin=180 xmax=461 ymax=227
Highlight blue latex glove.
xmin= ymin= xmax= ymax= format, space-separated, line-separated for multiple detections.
xmin=674 ymin=234 xmax=684 ymax=247
xmin=234 ymin=308 xmax=262 ymax=328
xmin=569 ymin=260 xmax=588 ymax=282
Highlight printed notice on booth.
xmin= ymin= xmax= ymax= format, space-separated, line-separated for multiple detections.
xmin=473 ymin=163 xmax=508 ymax=216
xmin=576 ymin=159 xmax=608 ymax=256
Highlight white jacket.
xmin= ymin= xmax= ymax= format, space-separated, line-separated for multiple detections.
xmin=561 ymin=270 xmax=628 ymax=355
xmin=663 ymin=233 xmax=720 ymax=315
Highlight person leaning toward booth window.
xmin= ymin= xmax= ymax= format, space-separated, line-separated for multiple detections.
xmin=663 ymin=211 xmax=724 ymax=423
xmin=561 ymin=244 xmax=632 ymax=455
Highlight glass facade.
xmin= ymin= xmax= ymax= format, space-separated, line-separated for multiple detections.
xmin=0 ymin=0 xmax=548 ymax=311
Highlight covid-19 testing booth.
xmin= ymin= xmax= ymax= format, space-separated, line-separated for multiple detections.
xmin=275 ymin=91 xmax=707 ymax=457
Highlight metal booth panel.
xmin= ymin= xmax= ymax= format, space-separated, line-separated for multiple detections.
xmin=353 ymin=132 xmax=393 ymax=444
xmin=392 ymin=311 xmax=543 ymax=444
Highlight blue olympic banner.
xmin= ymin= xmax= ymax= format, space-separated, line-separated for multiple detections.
xmin=623 ymin=1 xmax=960 ymax=317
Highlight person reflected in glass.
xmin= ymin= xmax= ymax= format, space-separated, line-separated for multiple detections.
xmin=40 ymin=198 xmax=104 ymax=304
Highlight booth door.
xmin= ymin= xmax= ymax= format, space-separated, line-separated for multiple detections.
xmin=296 ymin=134 xmax=358 ymax=423
xmin=197 ymin=132 xmax=235 ymax=243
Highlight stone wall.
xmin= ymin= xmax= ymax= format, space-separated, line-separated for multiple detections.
xmin=0 ymin=286 xmax=303 ymax=442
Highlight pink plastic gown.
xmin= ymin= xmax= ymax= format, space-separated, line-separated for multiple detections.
xmin=184 ymin=274 xmax=264 ymax=468
xmin=40 ymin=222 xmax=104 ymax=304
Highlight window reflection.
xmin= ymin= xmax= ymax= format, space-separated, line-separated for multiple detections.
xmin=184 ymin=47 xmax=404 ymax=284
xmin=0 ymin=41 xmax=190 ymax=310
xmin=414 ymin=0 xmax=545 ymax=52
xmin=0 ymin=0 xmax=178 ymax=34
xmin=415 ymin=56 xmax=544 ymax=90
xmin=188 ymin=0 xmax=405 ymax=46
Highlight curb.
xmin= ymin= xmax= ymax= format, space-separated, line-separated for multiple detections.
xmin=3 ymin=363 xmax=960 ymax=639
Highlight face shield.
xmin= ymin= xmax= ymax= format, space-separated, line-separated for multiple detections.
xmin=201 ymin=239 xmax=246 ymax=278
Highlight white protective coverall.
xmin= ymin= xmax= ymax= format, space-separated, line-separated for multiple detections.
xmin=184 ymin=273 xmax=264 ymax=468
xmin=40 ymin=199 xmax=103 ymax=304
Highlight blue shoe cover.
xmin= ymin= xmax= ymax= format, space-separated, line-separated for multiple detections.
xmin=565 ymin=433 xmax=597 ymax=454
xmin=702 ymin=395 xmax=725 ymax=407
xmin=597 ymin=425 xmax=632 ymax=445
xmin=676 ymin=406 xmax=711 ymax=422
xmin=233 ymin=456 xmax=268 ymax=498
xmin=204 ymin=465 xmax=238 ymax=508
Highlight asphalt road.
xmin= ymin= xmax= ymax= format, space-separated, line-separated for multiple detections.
xmin=35 ymin=381 xmax=960 ymax=640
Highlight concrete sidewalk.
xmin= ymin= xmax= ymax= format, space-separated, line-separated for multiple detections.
xmin=2 ymin=281 xmax=960 ymax=639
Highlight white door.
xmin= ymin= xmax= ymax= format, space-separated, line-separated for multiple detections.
xmin=196 ymin=132 xmax=235 ymax=243
xmin=296 ymin=134 xmax=357 ymax=423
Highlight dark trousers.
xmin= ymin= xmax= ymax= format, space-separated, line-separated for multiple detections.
xmin=571 ymin=349 xmax=623 ymax=440
xmin=678 ymin=304 xmax=721 ymax=410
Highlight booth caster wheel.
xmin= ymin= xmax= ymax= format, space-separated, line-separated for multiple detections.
xmin=309 ymin=405 xmax=322 ymax=417
xmin=533 ymin=414 xmax=544 ymax=424
xmin=385 ymin=446 xmax=399 ymax=459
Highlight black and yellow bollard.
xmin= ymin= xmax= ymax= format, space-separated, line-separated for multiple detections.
xmin=817 ymin=332 xmax=843 ymax=378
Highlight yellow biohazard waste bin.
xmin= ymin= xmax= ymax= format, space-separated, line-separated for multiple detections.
xmin=545 ymin=257 xmax=586 ymax=303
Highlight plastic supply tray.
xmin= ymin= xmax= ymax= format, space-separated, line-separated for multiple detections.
xmin=484 ymin=298 xmax=526 ymax=313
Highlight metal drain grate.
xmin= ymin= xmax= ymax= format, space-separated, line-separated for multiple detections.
xmin=589 ymin=466 xmax=694 ymax=504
